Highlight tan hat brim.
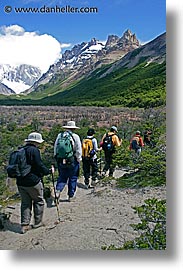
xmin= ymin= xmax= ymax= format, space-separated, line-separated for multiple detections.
xmin=62 ymin=126 xmax=80 ymax=129
xmin=24 ymin=138 xmax=44 ymax=143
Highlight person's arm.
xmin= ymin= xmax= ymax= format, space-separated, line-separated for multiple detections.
xmin=139 ymin=137 xmax=144 ymax=147
xmin=93 ymin=138 xmax=99 ymax=151
xmin=73 ymin=134 xmax=82 ymax=162
xmin=33 ymin=147 xmax=50 ymax=176
xmin=54 ymin=133 xmax=60 ymax=157
xmin=113 ymin=135 xmax=122 ymax=146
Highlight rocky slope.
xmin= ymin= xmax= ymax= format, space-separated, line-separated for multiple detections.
xmin=0 ymin=82 xmax=15 ymax=95
xmin=99 ymin=32 xmax=166 ymax=78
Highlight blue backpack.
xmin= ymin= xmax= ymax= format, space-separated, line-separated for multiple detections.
xmin=131 ymin=136 xmax=140 ymax=150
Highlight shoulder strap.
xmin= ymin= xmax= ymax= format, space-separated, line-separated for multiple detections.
xmin=66 ymin=131 xmax=75 ymax=143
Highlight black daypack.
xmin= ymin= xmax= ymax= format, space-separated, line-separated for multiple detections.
xmin=131 ymin=136 xmax=140 ymax=150
xmin=102 ymin=133 xmax=115 ymax=152
xmin=7 ymin=147 xmax=31 ymax=178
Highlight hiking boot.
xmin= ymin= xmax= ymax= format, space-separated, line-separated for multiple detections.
xmin=91 ymin=180 xmax=98 ymax=186
xmin=88 ymin=184 xmax=94 ymax=189
xmin=32 ymin=222 xmax=45 ymax=229
xmin=20 ymin=224 xmax=32 ymax=234
xmin=68 ymin=196 xmax=76 ymax=202
xmin=101 ymin=171 xmax=106 ymax=178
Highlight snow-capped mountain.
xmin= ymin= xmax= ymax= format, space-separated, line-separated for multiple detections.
xmin=0 ymin=64 xmax=42 ymax=94
xmin=0 ymin=82 xmax=15 ymax=95
xmin=0 ymin=29 xmax=140 ymax=95
xmin=26 ymin=29 xmax=140 ymax=94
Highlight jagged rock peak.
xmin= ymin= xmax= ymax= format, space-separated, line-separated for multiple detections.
xmin=89 ymin=38 xmax=98 ymax=45
xmin=120 ymin=29 xmax=139 ymax=45
xmin=105 ymin=35 xmax=120 ymax=49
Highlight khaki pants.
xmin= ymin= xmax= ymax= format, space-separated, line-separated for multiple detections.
xmin=18 ymin=181 xmax=44 ymax=226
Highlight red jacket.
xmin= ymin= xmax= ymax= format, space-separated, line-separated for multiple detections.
xmin=129 ymin=134 xmax=144 ymax=150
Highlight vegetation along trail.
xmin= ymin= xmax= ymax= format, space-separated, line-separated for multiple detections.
xmin=0 ymin=105 xmax=166 ymax=250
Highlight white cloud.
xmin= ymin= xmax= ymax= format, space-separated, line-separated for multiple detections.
xmin=0 ymin=24 xmax=62 ymax=73
xmin=61 ymin=43 xmax=72 ymax=49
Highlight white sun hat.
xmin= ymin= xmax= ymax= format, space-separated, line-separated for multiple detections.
xmin=25 ymin=132 xmax=44 ymax=143
xmin=62 ymin=121 xmax=80 ymax=129
xmin=111 ymin=126 xmax=118 ymax=132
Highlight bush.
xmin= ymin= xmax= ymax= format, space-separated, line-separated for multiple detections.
xmin=102 ymin=198 xmax=166 ymax=250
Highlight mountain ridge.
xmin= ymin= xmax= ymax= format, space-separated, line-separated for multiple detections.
xmin=25 ymin=29 xmax=140 ymax=94
xmin=0 ymin=31 xmax=166 ymax=108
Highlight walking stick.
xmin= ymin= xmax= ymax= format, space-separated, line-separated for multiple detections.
xmin=51 ymin=170 xmax=62 ymax=224
xmin=100 ymin=149 xmax=102 ymax=176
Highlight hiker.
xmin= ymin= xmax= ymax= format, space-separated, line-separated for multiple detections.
xmin=54 ymin=121 xmax=82 ymax=202
xmin=101 ymin=126 xmax=122 ymax=177
xmin=129 ymin=130 xmax=144 ymax=156
xmin=82 ymin=128 xmax=102 ymax=188
xmin=16 ymin=132 xmax=54 ymax=234
xmin=144 ymin=129 xmax=155 ymax=147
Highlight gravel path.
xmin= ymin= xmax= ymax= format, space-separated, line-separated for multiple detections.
xmin=0 ymin=170 xmax=166 ymax=250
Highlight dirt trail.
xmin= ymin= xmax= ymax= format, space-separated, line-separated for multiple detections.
xmin=0 ymin=169 xmax=166 ymax=250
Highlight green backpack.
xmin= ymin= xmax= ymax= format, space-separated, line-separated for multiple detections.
xmin=55 ymin=132 xmax=75 ymax=164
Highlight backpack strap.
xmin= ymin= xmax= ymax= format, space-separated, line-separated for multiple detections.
xmin=65 ymin=131 xmax=75 ymax=143
xmin=65 ymin=131 xmax=76 ymax=155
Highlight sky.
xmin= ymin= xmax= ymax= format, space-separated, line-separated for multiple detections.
xmin=0 ymin=0 xmax=166 ymax=73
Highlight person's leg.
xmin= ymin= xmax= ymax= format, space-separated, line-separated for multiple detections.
xmin=103 ymin=152 xmax=110 ymax=173
xmin=103 ymin=152 xmax=112 ymax=175
xmin=91 ymin=159 xmax=98 ymax=181
xmin=56 ymin=162 xmax=69 ymax=193
xmin=28 ymin=181 xmax=45 ymax=225
xmin=136 ymin=148 xmax=141 ymax=156
xmin=18 ymin=186 xmax=32 ymax=226
xmin=82 ymin=158 xmax=90 ymax=186
xmin=68 ymin=160 xmax=80 ymax=199
xmin=108 ymin=154 xmax=115 ymax=177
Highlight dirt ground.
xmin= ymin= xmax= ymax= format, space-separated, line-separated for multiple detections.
xmin=0 ymin=169 xmax=166 ymax=250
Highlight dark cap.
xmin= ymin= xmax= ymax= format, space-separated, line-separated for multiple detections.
xmin=87 ymin=128 xmax=95 ymax=136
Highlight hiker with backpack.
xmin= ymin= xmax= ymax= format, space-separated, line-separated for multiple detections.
xmin=82 ymin=128 xmax=102 ymax=188
xmin=143 ymin=129 xmax=155 ymax=147
xmin=7 ymin=132 xmax=54 ymax=234
xmin=129 ymin=130 xmax=144 ymax=156
xmin=101 ymin=126 xmax=122 ymax=177
xmin=54 ymin=121 xmax=82 ymax=202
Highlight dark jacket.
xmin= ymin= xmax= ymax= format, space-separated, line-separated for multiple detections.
xmin=16 ymin=143 xmax=50 ymax=187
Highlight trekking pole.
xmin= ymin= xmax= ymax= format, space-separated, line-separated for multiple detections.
xmin=100 ymin=149 xmax=102 ymax=176
xmin=51 ymin=168 xmax=62 ymax=224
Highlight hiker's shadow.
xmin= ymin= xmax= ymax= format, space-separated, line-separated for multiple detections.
xmin=77 ymin=182 xmax=88 ymax=189
xmin=3 ymin=220 xmax=21 ymax=234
